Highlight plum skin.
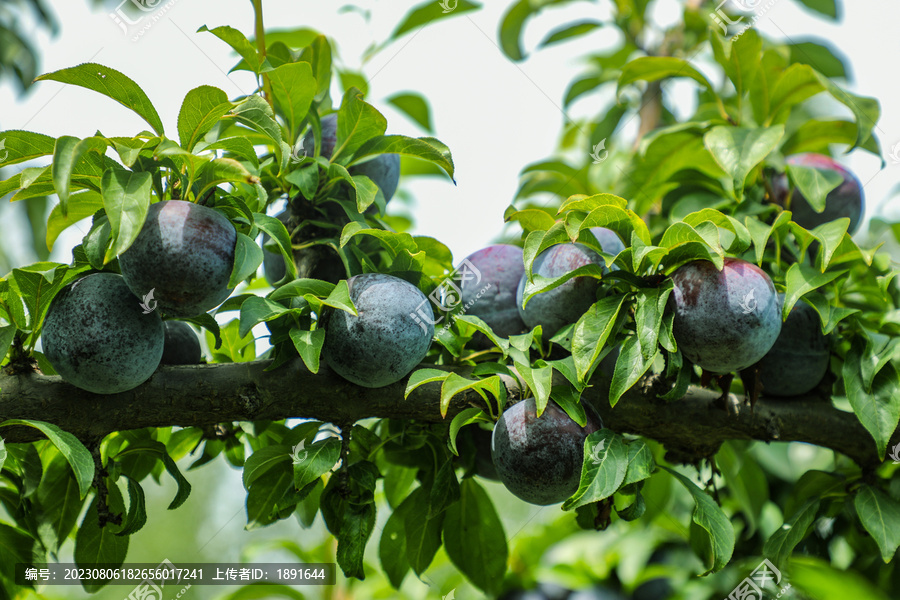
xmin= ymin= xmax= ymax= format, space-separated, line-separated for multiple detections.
xmin=669 ymin=258 xmax=781 ymax=374
xmin=42 ymin=273 xmax=164 ymax=394
xmin=119 ymin=200 xmax=236 ymax=318
xmin=458 ymin=244 xmax=527 ymax=340
xmin=322 ymin=273 xmax=434 ymax=388
xmin=491 ymin=399 xmax=602 ymax=506
xmin=773 ymin=153 xmax=865 ymax=234
xmin=517 ymin=228 xmax=623 ymax=336
xmin=759 ymin=295 xmax=829 ymax=396
xmin=160 ymin=321 xmax=203 ymax=365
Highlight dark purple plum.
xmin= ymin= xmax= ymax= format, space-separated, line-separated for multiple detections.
xmin=491 ymin=399 xmax=602 ymax=505
xmin=160 ymin=321 xmax=203 ymax=365
xmin=42 ymin=273 xmax=164 ymax=394
xmin=669 ymin=258 xmax=781 ymax=374
xmin=458 ymin=244 xmax=527 ymax=341
xmin=759 ymin=295 xmax=829 ymax=396
xmin=322 ymin=273 xmax=433 ymax=388
xmin=772 ymin=153 xmax=865 ymax=234
xmin=517 ymin=243 xmax=603 ymax=336
xmin=119 ymin=201 xmax=236 ymax=317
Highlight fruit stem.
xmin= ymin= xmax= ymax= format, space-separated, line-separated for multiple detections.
xmin=252 ymin=0 xmax=275 ymax=111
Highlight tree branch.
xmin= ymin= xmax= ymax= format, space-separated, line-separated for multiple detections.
xmin=0 ymin=360 xmax=888 ymax=469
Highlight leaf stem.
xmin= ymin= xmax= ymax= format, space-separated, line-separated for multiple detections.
xmin=252 ymin=0 xmax=274 ymax=110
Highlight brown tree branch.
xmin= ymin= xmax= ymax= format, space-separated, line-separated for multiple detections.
xmin=0 ymin=359 xmax=889 ymax=470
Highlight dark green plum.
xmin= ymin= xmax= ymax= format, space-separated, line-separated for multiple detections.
xmin=42 ymin=273 xmax=164 ymax=394
xmin=773 ymin=153 xmax=865 ymax=234
xmin=759 ymin=295 xmax=829 ymax=396
xmin=160 ymin=321 xmax=203 ymax=365
xmin=322 ymin=273 xmax=433 ymax=388
xmin=119 ymin=200 xmax=236 ymax=317
xmin=491 ymin=399 xmax=602 ymax=505
xmin=669 ymin=258 xmax=781 ymax=374
xmin=589 ymin=226 xmax=626 ymax=261
xmin=459 ymin=244 xmax=526 ymax=340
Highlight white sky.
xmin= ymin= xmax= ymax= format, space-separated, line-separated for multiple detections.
xmin=1 ymin=0 xmax=899 ymax=266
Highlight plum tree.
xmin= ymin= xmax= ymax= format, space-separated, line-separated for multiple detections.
xmin=491 ymin=398 xmax=601 ymax=505
xmin=321 ymin=273 xmax=433 ymax=388
xmin=759 ymin=295 xmax=830 ymax=396
xmin=669 ymin=258 xmax=781 ymax=374
xmin=458 ymin=244 xmax=526 ymax=339
xmin=517 ymin=228 xmax=623 ymax=336
xmin=160 ymin=321 xmax=203 ymax=366
xmin=772 ymin=153 xmax=865 ymax=234
xmin=42 ymin=273 xmax=164 ymax=394
xmin=119 ymin=200 xmax=236 ymax=317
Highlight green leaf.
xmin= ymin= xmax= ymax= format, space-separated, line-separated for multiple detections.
xmin=499 ymin=0 xmax=576 ymax=61
xmin=177 ymin=85 xmax=233 ymax=151
xmin=539 ymin=20 xmax=602 ymax=48
xmin=0 ymin=523 xmax=38 ymax=581
xmin=387 ymin=92 xmax=434 ymax=133
xmin=512 ymin=364 xmax=552 ymax=415
xmin=268 ymin=62 xmax=317 ymax=139
xmin=230 ymin=232 xmax=265 ymax=288
xmin=9 ymin=262 xmax=70 ymax=331
xmin=789 ymin=40 xmax=846 ymax=78
xmin=379 ymin=504 xmax=410 ymax=588
xmin=854 ymin=485 xmax=900 ymax=563
xmin=293 ymin=437 xmax=341 ymax=491
xmin=51 ymin=135 xmax=107 ymax=214
xmin=571 ymin=295 xmax=627 ymax=383
xmin=242 ymin=445 xmax=290 ymax=489
xmin=789 ymin=556 xmax=890 ymax=600
xmin=562 ymin=429 xmax=628 ymax=510
xmin=246 ymin=464 xmax=294 ymax=529
xmin=114 ymin=440 xmax=192 ymax=509
xmin=229 ymin=95 xmax=285 ymax=162
xmin=198 ymin=25 xmax=260 ymax=72
xmin=703 ymin=125 xmax=784 ymax=199
xmin=117 ymin=476 xmax=148 ymax=536
xmin=355 ymin=135 xmax=454 ymax=182
xmin=254 ymin=212 xmax=297 ymax=280
xmin=618 ymin=56 xmax=713 ymax=97
xmin=786 ymin=162 xmax=843 ymax=213
xmin=763 ymin=498 xmax=820 ymax=570
xmin=795 ymin=0 xmax=838 ymax=18
xmin=0 ymin=129 xmax=56 ymax=167
xmin=46 ymin=191 xmax=103 ymax=251
xmin=332 ymin=87 xmax=388 ymax=162
xmin=782 ymin=263 xmax=847 ymax=318
xmin=289 ymin=328 xmax=326 ymax=374
xmin=0 ymin=437 xmax=5 ymax=472
xmin=403 ymin=487 xmax=444 ymax=575
xmin=440 ymin=373 xmax=505 ymax=419
xmin=75 ymin=490 xmax=128 ymax=592
xmin=391 ymin=0 xmax=482 ymax=40
xmin=0 ymin=419 xmax=93 ymax=498
xmin=101 ymin=168 xmax=151 ymax=260
xmin=663 ymin=467 xmax=735 ymax=574
xmin=36 ymin=63 xmax=164 ymax=135
xmin=405 ymin=368 xmax=452 ymax=397
xmin=35 ymin=452 xmax=84 ymax=551
xmin=239 ymin=296 xmax=289 ymax=338
xmin=622 ymin=439 xmax=655 ymax=486
xmin=842 ymin=340 xmax=900 ymax=460
xmin=443 ymin=479 xmax=508 ymax=595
